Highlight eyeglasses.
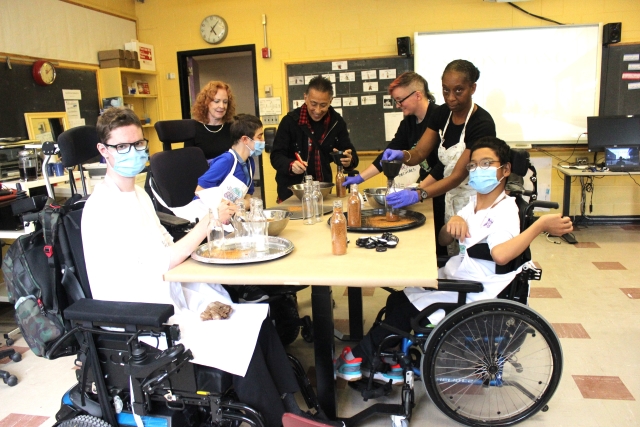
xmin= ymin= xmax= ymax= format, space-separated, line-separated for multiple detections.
xmin=102 ymin=139 xmax=149 ymax=154
xmin=395 ymin=91 xmax=416 ymax=106
xmin=466 ymin=158 xmax=501 ymax=172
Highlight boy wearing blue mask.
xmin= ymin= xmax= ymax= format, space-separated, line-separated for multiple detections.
xmin=195 ymin=114 xmax=265 ymax=210
xmin=339 ymin=137 xmax=573 ymax=383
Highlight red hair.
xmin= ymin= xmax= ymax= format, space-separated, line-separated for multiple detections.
xmin=191 ymin=81 xmax=236 ymax=123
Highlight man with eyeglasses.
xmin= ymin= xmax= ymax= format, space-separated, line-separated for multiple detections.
xmin=342 ymin=137 xmax=572 ymax=378
xmin=342 ymin=71 xmax=439 ymax=189
xmin=270 ymin=76 xmax=359 ymax=202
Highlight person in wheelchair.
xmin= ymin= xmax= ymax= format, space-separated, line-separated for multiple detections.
xmin=83 ymin=107 xmax=340 ymax=427
xmin=337 ymin=136 xmax=573 ymax=384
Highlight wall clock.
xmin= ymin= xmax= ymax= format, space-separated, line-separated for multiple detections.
xmin=32 ymin=60 xmax=56 ymax=86
xmin=200 ymin=15 xmax=228 ymax=44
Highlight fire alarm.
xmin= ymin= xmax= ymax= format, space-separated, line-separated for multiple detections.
xmin=261 ymin=47 xmax=271 ymax=59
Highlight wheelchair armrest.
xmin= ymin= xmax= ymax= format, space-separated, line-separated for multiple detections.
xmin=64 ymin=299 xmax=174 ymax=328
xmin=156 ymin=211 xmax=191 ymax=227
xmin=437 ymin=279 xmax=483 ymax=293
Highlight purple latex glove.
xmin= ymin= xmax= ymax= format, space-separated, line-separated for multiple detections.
xmin=381 ymin=149 xmax=404 ymax=162
xmin=342 ymin=174 xmax=364 ymax=187
xmin=386 ymin=188 xmax=419 ymax=208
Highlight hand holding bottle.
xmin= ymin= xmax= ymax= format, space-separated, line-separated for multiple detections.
xmin=386 ymin=188 xmax=418 ymax=208
xmin=342 ymin=174 xmax=364 ymax=187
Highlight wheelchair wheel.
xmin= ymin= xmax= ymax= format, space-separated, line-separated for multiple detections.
xmin=421 ymin=299 xmax=562 ymax=427
xmin=270 ymin=295 xmax=301 ymax=346
xmin=57 ymin=415 xmax=113 ymax=427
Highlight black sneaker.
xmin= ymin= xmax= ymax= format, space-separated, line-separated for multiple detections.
xmin=239 ymin=285 xmax=269 ymax=303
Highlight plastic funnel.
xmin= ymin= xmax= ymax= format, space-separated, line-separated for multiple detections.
xmin=381 ymin=160 xmax=403 ymax=180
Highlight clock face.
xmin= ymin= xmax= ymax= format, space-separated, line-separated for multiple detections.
xmin=32 ymin=60 xmax=56 ymax=86
xmin=200 ymin=15 xmax=228 ymax=44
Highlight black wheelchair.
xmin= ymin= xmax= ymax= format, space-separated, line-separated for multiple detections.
xmin=343 ymin=150 xmax=563 ymax=427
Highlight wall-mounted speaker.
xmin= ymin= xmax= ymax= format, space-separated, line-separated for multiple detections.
xmin=397 ymin=37 xmax=412 ymax=58
xmin=603 ymin=22 xmax=621 ymax=45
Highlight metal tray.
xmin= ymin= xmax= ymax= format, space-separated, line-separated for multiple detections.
xmin=326 ymin=208 xmax=426 ymax=232
xmin=191 ymin=236 xmax=294 ymax=264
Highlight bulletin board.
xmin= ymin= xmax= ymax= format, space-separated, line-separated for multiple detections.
xmin=600 ymin=43 xmax=640 ymax=115
xmin=286 ymin=57 xmax=413 ymax=152
xmin=0 ymin=63 xmax=100 ymax=139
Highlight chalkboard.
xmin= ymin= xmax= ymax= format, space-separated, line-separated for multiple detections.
xmin=600 ymin=43 xmax=640 ymax=115
xmin=286 ymin=57 xmax=413 ymax=152
xmin=0 ymin=63 xmax=99 ymax=139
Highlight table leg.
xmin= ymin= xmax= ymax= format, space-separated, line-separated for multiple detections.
xmin=311 ymin=285 xmax=337 ymax=419
xmin=561 ymin=173 xmax=578 ymax=243
xmin=347 ymin=287 xmax=363 ymax=340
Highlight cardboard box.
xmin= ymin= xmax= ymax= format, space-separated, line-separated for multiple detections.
xmin=124 ymin=40 xmax=155 ymax=71
xmin=124 ymin=50 xmax=133 ymax=60
xmin=132 ymin=60 xmax=140 ymax=69
xmin=98 ymin=49 xmax=125 ymax=61
xmin=125 ymin=59 xmax=136 ymax=69
xmin=99 ymin=58 xmax=127 ymax=69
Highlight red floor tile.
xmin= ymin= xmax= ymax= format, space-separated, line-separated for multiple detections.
xmin=0 ymin=414 xmax=49 ymax=427
xmin=573 ymin=375 xmax=635 ymax=400
xmin=552 ymin=323 xmax=590 ymax=338
xmin=529 ymin=288 xmax=562 ymax=298
xmin=592 ymin=262 xmax=626 ymax=270
xmin=620 ymin=288 xmax=640 ymax=299
xmin=343 ymin=288 xmax=375 ymax=297
xmin=575 ymin=242 xmax=600 ymax=248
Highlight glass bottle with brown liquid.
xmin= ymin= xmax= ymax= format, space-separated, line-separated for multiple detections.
xmin=330 ymin=200 xmax=347 ymax=255
xmin=335 ymin=165 xmax=346 ymax=198
xmin=347 ymin=183 xmax=361 ymax=227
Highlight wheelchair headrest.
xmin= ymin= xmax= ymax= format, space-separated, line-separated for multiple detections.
xmin=509 ymin=149 xmax=530 ymax=176
xmin=57 ymin=126 xmax=101 ymax=168
xmin=154 ymin=119 xmax=198 ymax=144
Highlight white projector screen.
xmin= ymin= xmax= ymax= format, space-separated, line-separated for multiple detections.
xmin=414 ymin=24 xmax=602 ymax=144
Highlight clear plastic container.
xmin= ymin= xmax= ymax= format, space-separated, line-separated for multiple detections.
xmin=312 ymin=181 xmax=324 ymax=223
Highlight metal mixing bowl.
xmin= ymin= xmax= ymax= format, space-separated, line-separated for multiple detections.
xmin=288 ymin=182 xmax=334 ymax=200
xmin=263 ymin=209 xmax=292 ymax=236
xmin=363 ymin=187 xmax=387 ymax=209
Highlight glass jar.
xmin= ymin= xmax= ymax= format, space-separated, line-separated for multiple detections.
xmin=312 ymin=181 xmax=324 ymax=223
xmin=335 ymin=165 xmax=346 ymax=198
xmin=330 ymin=200 xmax=347 ymax=255
xmin=347 ymin=183 xmax=361 ymax=227
xmin=302 ymin=182 xmax=314 ymax=225
xmin=385 ymin=179 xmax=399 ymax=222
xmin=248 ymin=198 xmax=269 ymax=251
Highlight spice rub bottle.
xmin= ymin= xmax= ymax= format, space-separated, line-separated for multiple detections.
xmin=330 ymin=200 xmax=347 ymax=255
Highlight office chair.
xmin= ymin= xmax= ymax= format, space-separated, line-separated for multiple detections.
xmin=154 ymin=119 xmax=198 ymax=151
xmin=0 ymin=344 xmax=21 ymax=386
xmin=56 ymin=125 xmax=101 ymax=197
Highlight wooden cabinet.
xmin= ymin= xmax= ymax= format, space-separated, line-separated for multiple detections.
xmin=98 ymin=68 xmax=162 ymax=151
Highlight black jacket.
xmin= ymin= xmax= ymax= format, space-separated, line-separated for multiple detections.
xmin=270 ymin=106 xmax=359 ymax=201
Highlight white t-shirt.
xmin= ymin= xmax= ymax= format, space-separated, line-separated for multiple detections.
xmin=81 ymin=176 xmax=267 ymax=376
xmin=404 ymin=192 xmax=521 ymax=323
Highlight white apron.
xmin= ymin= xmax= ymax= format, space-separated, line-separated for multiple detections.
xmin=438 ymin=103 xmax=477 ymax=255
xmin=405 ymin=193 xmax=520 ymax=324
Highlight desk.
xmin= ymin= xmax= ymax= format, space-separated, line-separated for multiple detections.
xmin=553 ymin=165 xmax=640 ymax=217
xmin=164 ymin=196 xmax=437 ymax=418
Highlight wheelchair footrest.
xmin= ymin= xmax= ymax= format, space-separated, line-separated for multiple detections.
xmin=348 ymin=379 xmax=393 ymax=400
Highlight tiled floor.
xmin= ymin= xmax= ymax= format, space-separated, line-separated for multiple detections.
xmin=1 ymin=224 xmax=639 ymax=426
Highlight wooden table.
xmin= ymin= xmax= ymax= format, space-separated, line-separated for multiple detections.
xmin=164 ymin=195 xmax=437 ymax=418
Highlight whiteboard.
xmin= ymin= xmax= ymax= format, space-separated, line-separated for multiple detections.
xmin=414 ymin=24 xmax=602 ymax=144
xmin=0 ymin=0 xmax=136 ymax=65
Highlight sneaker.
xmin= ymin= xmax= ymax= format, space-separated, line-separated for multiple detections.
xmin=239 ymin=285 xmax=269 ymax=303
xmin=334 ymin=347 xmax=362 ymax=381
xmin=362 ymin=364 xmax=404 ymax=385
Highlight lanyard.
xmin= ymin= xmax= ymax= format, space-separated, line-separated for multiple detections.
xmin=228 ymin=149 xmax=252 ymax=187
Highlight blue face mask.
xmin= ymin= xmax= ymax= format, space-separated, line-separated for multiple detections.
xmin=244 ymin=138 xmax=265 ymax=157
xmin=112 ymin=149 xmax=148 ymax=177
xmin=468 ymin=166 xmax=504 ymax=194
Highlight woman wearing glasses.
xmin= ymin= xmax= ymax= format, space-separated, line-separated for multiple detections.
xmin=384 ymin=60 xmax=496 ymax=255
xmin=341 ymin=72 xmax=438 ymax=188
xmin=185 ymin=81 xmax=236 ymax=161
xmin=339 ymin=137 xmax=572 ymax=382
xmin=82 ymin=107 xmax=343 ymax=427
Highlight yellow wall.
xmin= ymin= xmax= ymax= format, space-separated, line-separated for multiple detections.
xmin=79 ymin=0 xmax=640 ymax=213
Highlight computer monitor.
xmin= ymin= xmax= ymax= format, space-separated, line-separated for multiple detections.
xmin=587 ymin=115 xmax=640 ymax=152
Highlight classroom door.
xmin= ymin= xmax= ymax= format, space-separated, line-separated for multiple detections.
xmin=177 ymin=45 xmax=264 ymax=200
